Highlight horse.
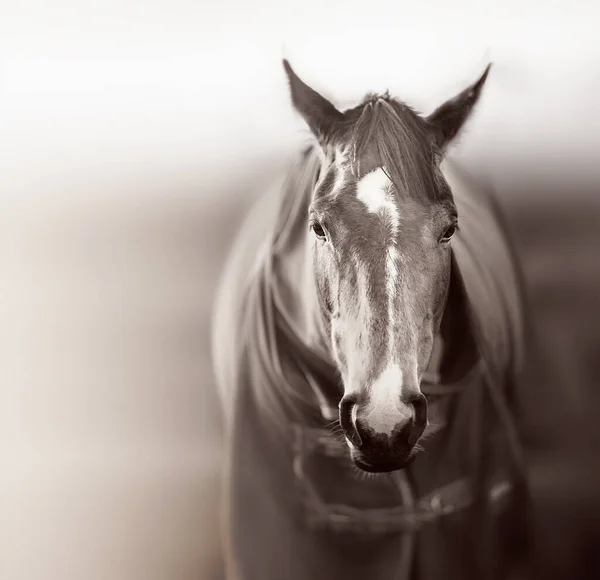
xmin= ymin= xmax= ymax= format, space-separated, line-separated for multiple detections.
xmin=211 ymin=59 xmax=532 ymax=580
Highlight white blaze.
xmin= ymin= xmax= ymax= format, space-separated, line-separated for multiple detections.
xmin=356 ymin=167 xmax=401 ymax=358
xmin=356 ymin=168 xmax=394 ymax=213
xmin=364 ymin=363 xmax=411 ymax=435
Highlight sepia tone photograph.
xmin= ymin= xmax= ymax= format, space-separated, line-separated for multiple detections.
xmin=2 ymin=1 xmax=600 ymax=579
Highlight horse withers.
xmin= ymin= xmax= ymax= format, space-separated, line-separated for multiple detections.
xmin=212 ymin=59 xmax=530 ymax=580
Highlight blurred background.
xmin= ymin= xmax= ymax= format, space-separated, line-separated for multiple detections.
xmin=2 ymin=0 xmax=600 ymax=578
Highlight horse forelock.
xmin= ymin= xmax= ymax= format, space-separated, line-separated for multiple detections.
xmin=343 ymin=95 xmax=452 ymax=206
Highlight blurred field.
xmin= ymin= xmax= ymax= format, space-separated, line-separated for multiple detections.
xmin=3 ymin=0 xmax=600 ymax=579
xmin=493 ymin=182 xmax=600 ymax=580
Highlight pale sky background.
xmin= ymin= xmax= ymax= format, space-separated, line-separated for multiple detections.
xmin=2 ymin=1 xmax=600 ymax=580
xmin=2 ymin=0 xmax=600 ymax=203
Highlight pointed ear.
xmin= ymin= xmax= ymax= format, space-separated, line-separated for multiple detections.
xmin=426 ymin=63 xmax=492 ymax=154
xmin=283 ymin=59 xmax=344 ymax=146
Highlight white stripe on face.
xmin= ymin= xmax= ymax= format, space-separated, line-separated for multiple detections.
xmin=356 ymin=167 xmax=401 ymax=358
xmin=356 ymin=168 xmax=396 ymax=215
xmin=385 ymin=245 xmax=400 ymax=356
xmin=363 ymin=363 xmax=412 ymax=435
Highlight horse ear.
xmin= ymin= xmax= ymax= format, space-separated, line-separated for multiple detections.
xmin=283 ymin=59 xmax=344 ymax=146
xmin=426 ymin=63 xmax=492 ymax=155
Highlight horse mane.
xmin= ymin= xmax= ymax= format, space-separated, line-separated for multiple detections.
xmin=235 ymin=147 xmax=340 ymax=427
xmin=446 ymin=158 xmax=525 ymax=382
xmin=440 ymin=159 xmax=529 ymax=574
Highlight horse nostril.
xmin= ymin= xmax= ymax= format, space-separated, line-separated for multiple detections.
xmin=339 ymin=395 xmax=362 ymax=448
xmin=404 ymin=392 xmax=427 ymax=445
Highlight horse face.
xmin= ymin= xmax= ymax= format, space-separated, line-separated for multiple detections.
xmin=284 ymin=60 xmax=491 ymax=471
xmin=308 ymin=152 xmax=455 ymax=472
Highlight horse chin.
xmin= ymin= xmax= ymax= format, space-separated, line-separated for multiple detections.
xmin=351 ymin=451 xmax=417 ymax=473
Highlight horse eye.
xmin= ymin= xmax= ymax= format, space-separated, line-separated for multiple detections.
xmin=440 ymin=224 xmax=457 ymax=243
xmin=311 ymin=221 xmax=327 ymax=241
